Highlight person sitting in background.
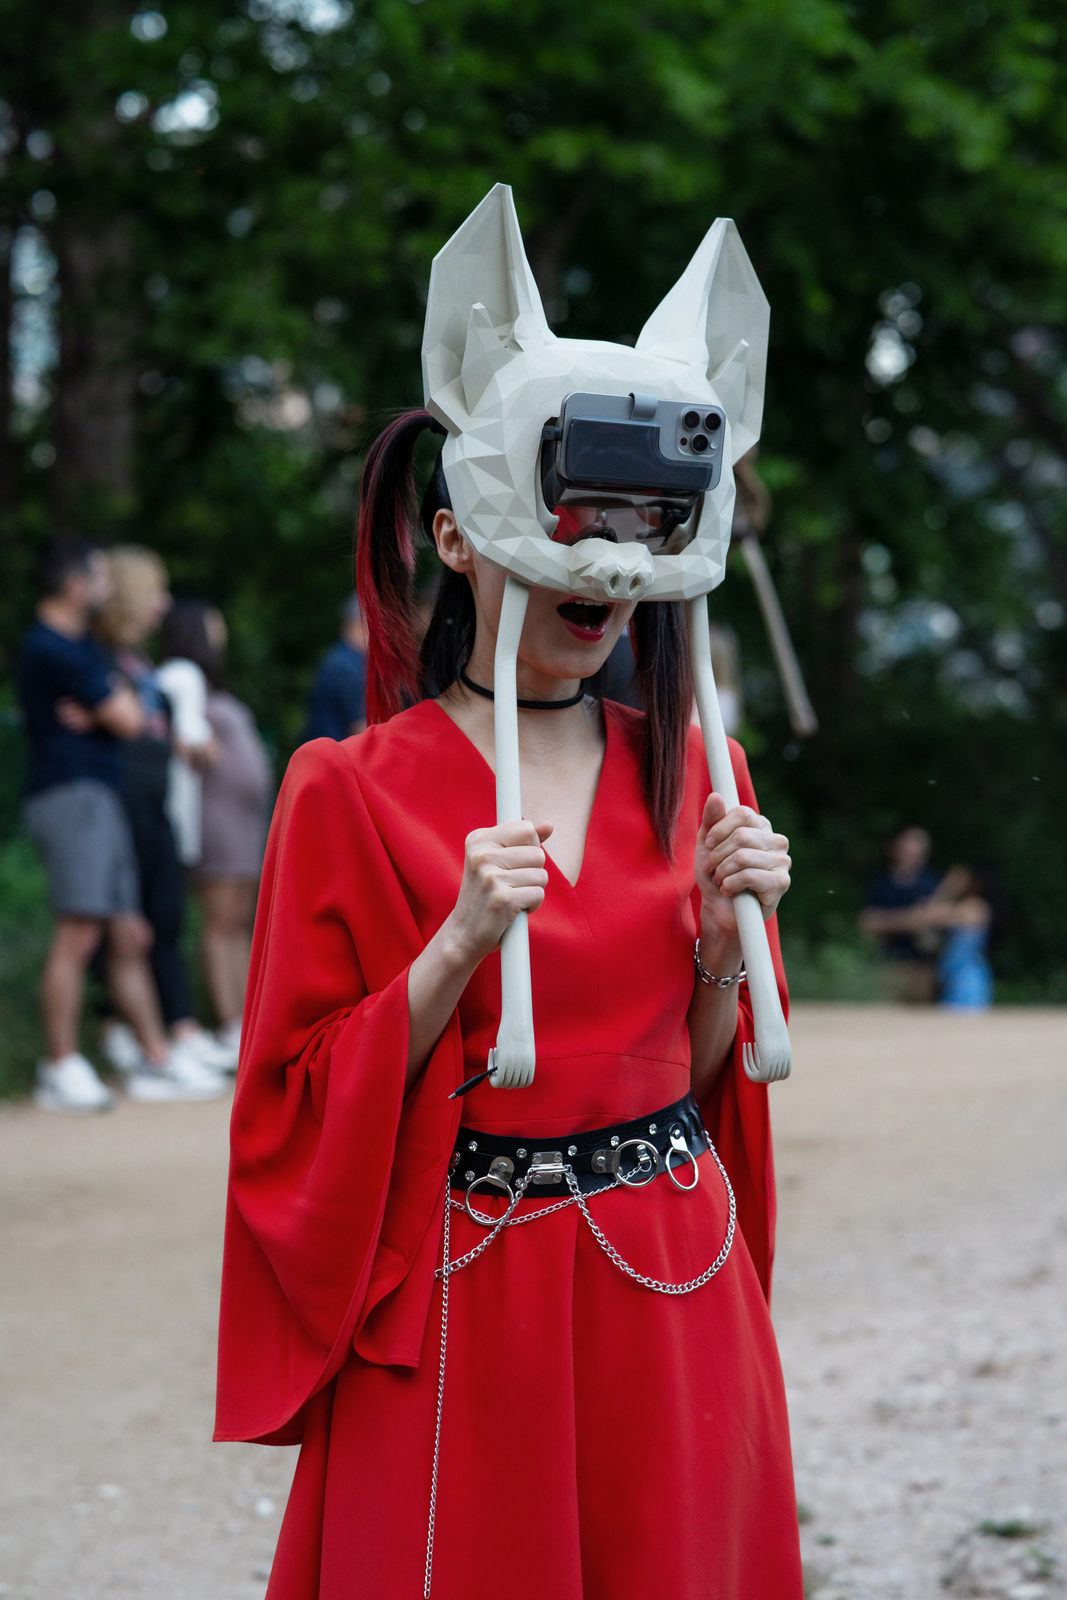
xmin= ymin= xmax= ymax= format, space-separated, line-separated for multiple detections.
xmin=302 ymin=594 xmax=368 ymax=740
xmin=860 ymin=826 xmax=942 ymax=1003
xmin=17 ymin=536 xmax=156 ymax=1111
xmin=928 ymin=865 xmax=994 ymax=1010
xmin=161 ymin=601 xmax=272 ymax=1058
xmin=92 ymin=549 xmax=235 ymax=1087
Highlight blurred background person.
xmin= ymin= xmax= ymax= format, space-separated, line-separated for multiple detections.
xmin=92 ymin=549 xmax=236 ymax=1083
xmin=928 ymin=865 xmax=995 ymax=1011
xmin=582 ymin=620 xmax=743 ymax=730
xmin=156 ymin=605 xmax=216 ymax=870
xmin=16 ymin=535 xmax=175 ymax=1111
xmin=860 ymin=826 xmax=942 ymax=1003
xmin=302 ymin=593 xmax=368 ymax=741
xmin=161 ymin=601 xmax=272 ymax=1057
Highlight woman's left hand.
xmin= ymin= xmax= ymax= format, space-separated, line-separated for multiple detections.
xmin=695 ymin=793 xmax=791 ymax=940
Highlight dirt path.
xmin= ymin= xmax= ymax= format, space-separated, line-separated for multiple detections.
xmin=0 ymin=1004 xmax=1064 ymax=1599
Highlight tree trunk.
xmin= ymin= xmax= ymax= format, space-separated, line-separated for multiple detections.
xmin=49 ymin=215 xmax=139 ymax=533
xmin=527 ymin=188 xmax=593 ymax=324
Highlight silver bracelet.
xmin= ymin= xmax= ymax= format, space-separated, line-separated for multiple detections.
xmin=694 ymin=940 xmax=746 ymax=988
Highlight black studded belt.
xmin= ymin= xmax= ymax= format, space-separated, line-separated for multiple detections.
xmin=449 ymin=1091 xmax=706 ymax=1201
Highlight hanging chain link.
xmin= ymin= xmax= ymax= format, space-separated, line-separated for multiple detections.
xmin=423 ymin=1186 xmax=450 ymax=1600
xmin=424 ymin=1130 xmax=735 ymax=1595
xmin=563 ymin=1139 xmax=736 ymax=1295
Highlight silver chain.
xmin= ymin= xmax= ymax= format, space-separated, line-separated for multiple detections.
xmin=423 ymin=1187 xmax=450 ymax=1600
xmin=423 ymin=1130 xmax=735 ymax=1595
xmin=562 ymin=1140 xmax=736 ymax=1295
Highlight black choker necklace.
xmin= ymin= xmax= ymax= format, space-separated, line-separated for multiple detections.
xmin=459 ymin=668 xmax=586 ymax=711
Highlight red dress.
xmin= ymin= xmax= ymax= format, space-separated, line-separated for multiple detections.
xmin=216 ymin=699 xmax=803 ymax=1599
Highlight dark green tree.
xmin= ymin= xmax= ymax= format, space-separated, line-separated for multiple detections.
xmin=2 ymin=0 xmax=1066 ymax=993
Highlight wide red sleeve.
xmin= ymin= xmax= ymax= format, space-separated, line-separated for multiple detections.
xmin=214 ymin=739 xmax=463 ymax=1446
xmin=695 ymin=736 xmax=788 ymax=1306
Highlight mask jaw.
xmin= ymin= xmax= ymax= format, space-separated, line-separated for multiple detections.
xmin=687 ymin=596 xmax=792 ymax=1083
xmin=486 ymin=576 xmax=537 ymax=1089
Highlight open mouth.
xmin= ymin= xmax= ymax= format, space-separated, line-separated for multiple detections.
xmin=557 ymin=600 xmax=612 ymax=640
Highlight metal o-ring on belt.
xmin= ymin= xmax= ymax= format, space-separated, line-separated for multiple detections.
xmin=449 ymin=1091 xmax=705 ymax=1222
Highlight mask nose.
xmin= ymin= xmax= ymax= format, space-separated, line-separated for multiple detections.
xmin=571 ymin=541 xmax=655 ymax=602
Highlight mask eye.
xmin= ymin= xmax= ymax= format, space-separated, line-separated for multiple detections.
xmin=551 ymin=506 xmax=616 ymax=546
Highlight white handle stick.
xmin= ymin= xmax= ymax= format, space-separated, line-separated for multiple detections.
xmin=488 ymin=575 xmax=537 ymax=1089
xmin=687 ymin=596 xmax=791 ymax=1084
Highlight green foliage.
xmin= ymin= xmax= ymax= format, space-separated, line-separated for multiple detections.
xmin=1 ymin=0 xmax=1066 ymax=995
xmin=0 ymin=833 xmax=51 ymax=1096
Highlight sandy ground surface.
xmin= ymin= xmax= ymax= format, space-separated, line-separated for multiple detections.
xmin=0 ymin=1003 xmax=1064 ymax=1599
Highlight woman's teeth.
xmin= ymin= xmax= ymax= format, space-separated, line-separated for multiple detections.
xmin=558 ymin=601 xmax=611 ymax=629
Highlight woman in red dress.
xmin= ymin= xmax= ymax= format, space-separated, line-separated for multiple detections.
xmin=216 ymin=412 xmax=804 ymax=1599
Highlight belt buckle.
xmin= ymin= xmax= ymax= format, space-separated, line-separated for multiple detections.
xmin=529 ymin=1150 xmax=565 ymax=1184
xmin=665 ymin=1125 xmax=700 ymax=1192
xmin=612 ymin=1138 xmax=659 ymax=1189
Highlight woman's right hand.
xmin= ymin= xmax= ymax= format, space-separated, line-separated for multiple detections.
xmin=443 ymin=820 xmax=552 ymax=965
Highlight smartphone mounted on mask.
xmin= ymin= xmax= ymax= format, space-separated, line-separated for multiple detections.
xmin=540 ymin=390 xmax=727 ymax=555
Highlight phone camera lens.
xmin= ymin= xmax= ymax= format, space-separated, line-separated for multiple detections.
xmin=704 ymin=413 xmax=722 ymax=431
xmin=682 ymin=410 xmax=700 ymax=430
xmin=691 ymin=434 xmax=709 ymax=453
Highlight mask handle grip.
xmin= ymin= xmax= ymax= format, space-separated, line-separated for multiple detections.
xmin=687 ymin=596 xmax=792 ymax=1084
xmin=487 ymin=575 xmax=537 ymax=1089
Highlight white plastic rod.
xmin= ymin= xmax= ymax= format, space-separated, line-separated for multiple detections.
xmin=488 ymin=575 xmax=537 ymax=1089
xmin=687 ymin=596 xmax=792 ymax=1084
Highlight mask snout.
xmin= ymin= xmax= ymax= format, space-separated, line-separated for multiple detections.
xmin=571 ymin=540 xmax=655 ymax=602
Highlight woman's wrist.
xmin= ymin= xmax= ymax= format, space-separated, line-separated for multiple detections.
xmin=433 ymin=913 xmax=489 ymax=983
xmin=696 ymin=918 xmax=743 ymax=978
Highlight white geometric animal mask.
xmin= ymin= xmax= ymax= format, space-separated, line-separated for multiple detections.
xmin=422 ymin=182 xmax=769 ymax=605
xmin=421 ymin=185 xmax=791 ymax=1095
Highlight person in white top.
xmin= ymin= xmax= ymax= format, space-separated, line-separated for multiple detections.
xmin=155 ymin=652 xmax=215 ymax=867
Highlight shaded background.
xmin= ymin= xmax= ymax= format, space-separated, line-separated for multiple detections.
xmin=2 ymin=0 xmax=1067 ymax=1091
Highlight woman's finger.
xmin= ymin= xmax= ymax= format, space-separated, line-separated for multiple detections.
xmin=697 ymin=792 xmax=728 ymax=844
xmin=498 ymin=868 xmax=550 ymax=890
xmin=705 ymin=805 xmax=763 ymax=848
xmin=717 ymin=866 xmax=791 ymax=901
xmin=705 ymin=828 xmax=787 ymax=870
xmin=712 ymin=846 xmax=791 ymax=881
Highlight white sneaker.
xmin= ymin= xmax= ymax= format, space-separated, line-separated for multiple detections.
xmin=127 ymin=1041 xmax=229 ymax=1103
xmin=177 ymin=1026 xmax=239 ymax=1074
xmin=217 ymin=1019 xmax=241 ymax=1054
xmin=101 ymin=1021 xmax=147 ymax=1074
xmin=35 ymin=1054 xmax=115 ymax=1114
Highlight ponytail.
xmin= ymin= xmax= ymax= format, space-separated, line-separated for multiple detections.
xmin=355 ymin=410 xmax=444 ymax=723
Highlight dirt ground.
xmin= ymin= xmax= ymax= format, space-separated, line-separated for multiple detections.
xmin=0 ymin=1003 xmax=1064 ymax=1599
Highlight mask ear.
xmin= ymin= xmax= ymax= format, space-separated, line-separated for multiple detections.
xmin=422 ymin=183 xmax=554 ymax=432
xmin=636 ymin=218 xmax=769 ymax=463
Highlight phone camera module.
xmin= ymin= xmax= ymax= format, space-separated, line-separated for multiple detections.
xmin=704 ymin=413 xmax=722 ymax=431
xmin=691 ymin=434 xmax=709 ymax=453
xmin=682 ymin=410 xmax=700 ymax=431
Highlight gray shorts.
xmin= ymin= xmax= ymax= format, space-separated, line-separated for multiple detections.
xmin=24 ymin=779 xmax=141 ymax=919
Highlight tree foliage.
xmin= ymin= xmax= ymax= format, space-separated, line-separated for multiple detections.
xmin=2 ymin=0 xmax=1067 ymax=988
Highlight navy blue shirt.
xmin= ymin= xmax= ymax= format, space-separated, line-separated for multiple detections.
xmin=303 ymin=640 xmax=367 ymax=742
xmin=17 ymin=620 xmax=123 ymax=795
xmin=864 ymin=868 xmax=942 ymax=962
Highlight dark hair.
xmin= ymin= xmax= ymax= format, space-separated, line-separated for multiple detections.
xmin=34 ymin=535 xmax=96 ymax=597
xmin=160 ymin=599 xmax=226 ymax=689
xmin=355 ymin=410 xmax=692 ymax=854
